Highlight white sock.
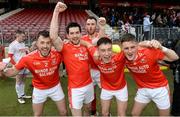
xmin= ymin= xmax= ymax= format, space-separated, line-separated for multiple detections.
xmin=15 ymin=83 xmax=22 ymax=98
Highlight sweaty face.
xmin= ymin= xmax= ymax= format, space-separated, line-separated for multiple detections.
xmin=98 ymin=44 xmax=112 ymax=63
xmin=121 ymin=41 xmax=138 ymax=61
xmin=85 ymin=19 xmax=97 ymax=35
xmin=36 ymin=35 xmax=52 ymax=57
xmin=67 ymin=27 xmax=81 ymax=45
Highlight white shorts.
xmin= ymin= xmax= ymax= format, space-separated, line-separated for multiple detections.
xmin=135 ymin=85 xmax=170 ymax=109
xmin=32 ymin=83 xmax=65 ymax=104
xmin=90 ymin=69 xmax=100 ymax=87
xmin=69 ymin=83 xmax=94 ymax=109
xmin=100 ymin=85 xmax=128 ymax=101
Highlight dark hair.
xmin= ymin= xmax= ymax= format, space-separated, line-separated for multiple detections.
xmin=66 ymin=22 xmax=81 ymax=34
xmin=86 ymin=16 xmax=97 ymax=23
xmin=120 ymin=33 xmax=136 ymax=44
xmin=16 ymin=30 xmax=25 ymax=35
xmin=38 ymin=30 xmax=49 ymax=38
xmin=97 ymin=37 xmax=112 ymax=46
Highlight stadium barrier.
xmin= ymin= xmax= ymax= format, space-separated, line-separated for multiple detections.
xmin=0 ymin=26 xmax=179 ymax=46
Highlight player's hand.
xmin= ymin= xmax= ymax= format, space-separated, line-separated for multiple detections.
xmin=54 ymin=2 xmax=67 ymax=13
xmin=139 ymin=40 xmax=162 ymax=49
xmin=98 ymin=17 xmax=106 ymax=27
xmin=0 ymin=62 xmax=6 ymax=71
xmin=149 ymin=39 xmax=162 ymax=49
xmin=0 ymin=62 xmax=6 ymax=76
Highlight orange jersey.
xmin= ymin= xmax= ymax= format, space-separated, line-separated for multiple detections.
xmin=62 ymin=41 xmax=92 ymax=88
xmin=89 ymin=47 xmax=127 ymax=90
xmin=15 ymin=49 xmax=62 ymax=89
xmin=125 ymin=48 xmax=168 ymax=88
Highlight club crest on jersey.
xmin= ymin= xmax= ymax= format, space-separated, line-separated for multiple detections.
xmin=140 ymin=58 xmax=146 ymax=63
xmin=51 ymin=59 xmax=57 ymax=65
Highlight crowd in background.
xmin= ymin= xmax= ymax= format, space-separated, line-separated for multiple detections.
xmin=94 ymin=6 xmax=180 ymax=28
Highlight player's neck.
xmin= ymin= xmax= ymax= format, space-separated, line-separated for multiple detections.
xmin=88 ymin=32 xmax=97 ymax=39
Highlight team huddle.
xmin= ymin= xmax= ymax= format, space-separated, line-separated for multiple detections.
xmin=0 ymin=2 xmax=179 ymax=116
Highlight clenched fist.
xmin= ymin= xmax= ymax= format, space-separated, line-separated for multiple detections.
xmin=98 ymin=17 xmax=106 ymax=27
xmin=54 ymin=2 xmax=67 ymax=13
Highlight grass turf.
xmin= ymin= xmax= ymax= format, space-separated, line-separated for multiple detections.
xmin=0 ymin=70 xmax=174 ymax=116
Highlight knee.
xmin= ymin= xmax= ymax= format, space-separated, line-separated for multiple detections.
xmin=131 ymin=110 xmax=139 ymax=116
xmin=102 ymin=109 xmax=109 ymax=116
xmin=59 ymin=109 xmax=67 ymax=116
xmin=34 ymin=112 xmax=42 ymax=117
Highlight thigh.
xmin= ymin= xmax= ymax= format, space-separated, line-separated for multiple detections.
xmin=33 ymin=102 xmax=44 ymax=116
xmin=116 ymin=99 xmax=127 ymax=116
xmin=55 ymin=98 xmax=67 ymax=116
xmin=101 ymin=99 xmax=111 ymax=115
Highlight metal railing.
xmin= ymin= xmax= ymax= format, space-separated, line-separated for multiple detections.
xmin=0 ymin=25 xmax=179 ymax=46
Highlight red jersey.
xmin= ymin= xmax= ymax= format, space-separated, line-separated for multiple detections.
xmin=62 ymin=41 xmax=92 ymax=88
xmin=89 ymin=47 xmax=127 ymax=90
xmin=15 ymin=49 xmax=61 ymax=89
xmin=125 ymin=48 xmax=168 ymax=88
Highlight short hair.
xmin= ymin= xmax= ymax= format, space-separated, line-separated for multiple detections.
xmin=86 ymin=16 xmax=97 ymax=23
xmin=120 ymin=33 xmax=136 ymax=44
xmin=66 ymin=22 xmax=81 ymax=34
xmin=97 ymin=37 xmax=112 ymax=46
xmin=16 ymin=30 xmax=25 ymax=35
xmin=37 ymin=30 xmax=49 ymax=38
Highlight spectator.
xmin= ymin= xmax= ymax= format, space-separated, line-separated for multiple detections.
xmin=143 ymin=14 xmax=153 ymax=40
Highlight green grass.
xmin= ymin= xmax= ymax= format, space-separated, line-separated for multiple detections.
xmin=0 ymin=70 xmax=174 ymax=116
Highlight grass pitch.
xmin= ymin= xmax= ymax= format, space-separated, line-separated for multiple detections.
xmin=0 ymin=70 xmax=174 ymax=116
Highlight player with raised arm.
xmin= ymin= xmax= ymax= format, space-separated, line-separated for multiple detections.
xmin=50 ymin=2 xmax=93 ymax=116
xmin=82 ymin=16 xmax=106 ymax=115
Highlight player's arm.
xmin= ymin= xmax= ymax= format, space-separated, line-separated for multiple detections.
xmin=97 ymin=17 xmax=106 ymax=38
xmin=8 ymin=54 xmax=16 ymax=65
xmin=80 ymin=40 xmax=99 ymax=60
xmin=0 ymin=62 xmax=20 ymax=77
xmin=139 ymin=39 xmax=179 ymax=61
xmin=50 ymin=2 xmax=67 ymax=51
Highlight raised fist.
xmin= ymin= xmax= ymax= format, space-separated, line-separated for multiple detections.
xmin=54 ymin=2 xmax=67 ymax=13
xmin=98 ymin=17 xmax=106 ymax=27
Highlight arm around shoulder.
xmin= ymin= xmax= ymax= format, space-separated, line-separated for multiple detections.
xmin=161 ymin=46 xmax=179 ymax=62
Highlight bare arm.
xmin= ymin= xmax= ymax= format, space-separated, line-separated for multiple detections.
xmin=97 ymin=17 xmax=106 ymax=38
xmin=139 ymin=39 xmax=179 ymax=62
xmin=3 ymin=67 xmax=20 ymax=77
xmin=0 ymin=62 xmax=20 ymax=77
xmin=80 ymin=40 xmax=99 ymax=60
xmin=50 ymin=2 xmax=67 ymax=51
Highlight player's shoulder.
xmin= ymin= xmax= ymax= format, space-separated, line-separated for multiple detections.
xmin=9 ymin=40 xmax=18 ymax=46
xmin=24 ymin=50 xmax=37 ymax=58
